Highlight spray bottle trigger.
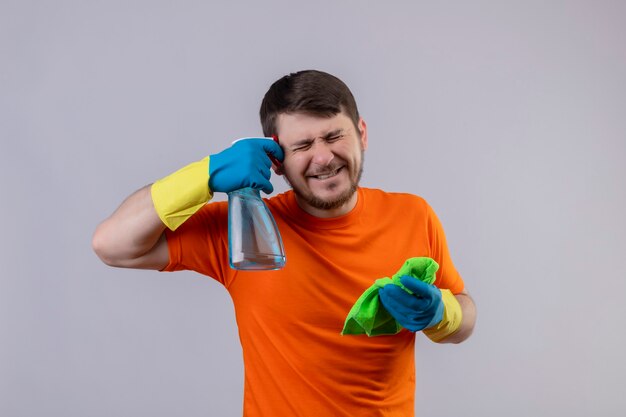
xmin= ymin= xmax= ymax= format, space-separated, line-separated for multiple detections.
xmin=270 ymin=135 xmax=284 ymax=174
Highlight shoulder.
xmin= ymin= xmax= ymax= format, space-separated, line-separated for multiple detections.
xmin=264 ymin=190 xmax=296 ymax=219
xmin=360 ymin=187 xmax=430 ymax=209
xmin=265 ymin=190 xmax=293 ymax=209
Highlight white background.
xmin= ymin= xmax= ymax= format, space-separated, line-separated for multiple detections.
xmin=1 ymin=1 xmax=625 ymax=416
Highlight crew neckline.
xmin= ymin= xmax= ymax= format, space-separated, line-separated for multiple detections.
xmin=284 ymin=188 xmax=366 ymax=230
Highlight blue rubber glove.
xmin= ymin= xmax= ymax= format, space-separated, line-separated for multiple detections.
xmin=378 ymin=275 xmax=444 ymax=332
xmin=209 ymin=138 xmax=284 ymax=194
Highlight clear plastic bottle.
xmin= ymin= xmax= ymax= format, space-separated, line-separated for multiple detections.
xmin=228 ymin=187 xmax=286 ymax=270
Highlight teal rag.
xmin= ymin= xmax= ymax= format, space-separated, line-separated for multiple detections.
xmin=341 ymin=257 xmax=439 ymax=336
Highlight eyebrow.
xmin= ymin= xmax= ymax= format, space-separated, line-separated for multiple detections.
xmin=290 ymin=129 xmax=345 ymax=148
xmin=322 ymin=129 xmax=344 ymax=139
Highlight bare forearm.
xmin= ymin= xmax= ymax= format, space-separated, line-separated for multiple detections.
xmin=439 ymin=292 xmax=476 ymax=344
xmin=92 ymin=185 xmax=167 ymax=268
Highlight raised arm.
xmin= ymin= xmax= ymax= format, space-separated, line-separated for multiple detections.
xmin=92 ymin=185 xmax=169 ymax=270
xmin=92 ymin=138 xmax=284 ymax=271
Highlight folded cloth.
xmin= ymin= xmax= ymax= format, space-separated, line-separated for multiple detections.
xmin=341 ymin=257 xmax=439 ymax=336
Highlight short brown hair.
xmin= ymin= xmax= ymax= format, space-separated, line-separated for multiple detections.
xmin=260 ymin=70 xmax=360 ymax=137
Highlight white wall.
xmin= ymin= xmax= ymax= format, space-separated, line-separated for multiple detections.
xmin=1 ymin=1 xmax=625 ymax=416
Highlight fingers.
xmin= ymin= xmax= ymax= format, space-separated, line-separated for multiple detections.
xmin=238 ymin=138 xmax=284 ymax=173
xmin=258 ymin=180 xmax=274 ymax=195
xmin=379 ymin=286 xmax=430 ymax=332
xmin=399 ymin=275 xmax=438 ymax=297
xmin=259 ymin=139 xmax=284 ymax=162
xmin=252 ymin=150 xmax=275 ymax=194
xmin=252 ymin=152 xmax=272 ymax=170
xmin=247 ymin=175 xmax=274 ymax=195
xmin=237 ymin=138 xmax=284 ymax=163
xmin=212 ymin=138 xmax=283 ymax=194
xmin=380 ymin=284 xmax=433 ymax=312
xmin=379 ymin=285 xmax=421 ymax=313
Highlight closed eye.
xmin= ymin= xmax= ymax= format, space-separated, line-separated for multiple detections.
xmin=290 ymin=130 xmax=345 ymax=152
xmin=292 ymin=142 xmax=313 ymax=152
xmin=326 ymin=134 xmax=344 ymax=142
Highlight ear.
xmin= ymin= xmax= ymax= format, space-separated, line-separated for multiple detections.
xmin=272 ymin=163 xmax=284 ymax=176
xmin=358 ymin=117 xmax=368 ymax=150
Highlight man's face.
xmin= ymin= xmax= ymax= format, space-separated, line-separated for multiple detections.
xmin=275 ymin=111 xmax=368 ymax=217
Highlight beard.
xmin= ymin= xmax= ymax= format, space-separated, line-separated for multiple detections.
xmin=284 ymin=150 xmax=365 ymax=211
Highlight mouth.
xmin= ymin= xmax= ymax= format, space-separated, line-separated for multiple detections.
xmin=308 ymin=166 xmax=344 ymax=180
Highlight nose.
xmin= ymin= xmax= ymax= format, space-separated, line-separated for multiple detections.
xmin=310 ymin=140 xmax=335 ymax=167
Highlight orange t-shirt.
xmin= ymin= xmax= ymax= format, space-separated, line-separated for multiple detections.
xmin=164 ymin=187 xmax=464 ymax=417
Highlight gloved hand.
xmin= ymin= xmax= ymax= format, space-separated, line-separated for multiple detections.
xmin=209 ymin=138 xmax=284 ymax=194
xmin=378 ymin=275 xmax=444 ymax=332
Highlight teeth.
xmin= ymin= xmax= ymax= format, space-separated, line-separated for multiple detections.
xmin=314 ymin=168 xmax=340 ymax=180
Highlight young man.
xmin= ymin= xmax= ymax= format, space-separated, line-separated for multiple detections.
xmin=93 ymin=70 xmax=476 ymax=416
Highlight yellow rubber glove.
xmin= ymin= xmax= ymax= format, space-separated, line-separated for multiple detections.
xmin=422 ymin=289 xmax=463 ymax=342
xmin=151 ymin=157 xmax=212 ymax=230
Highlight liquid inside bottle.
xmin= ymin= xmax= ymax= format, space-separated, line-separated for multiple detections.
xmin=228 ymin=187 xmax=286 ymax=270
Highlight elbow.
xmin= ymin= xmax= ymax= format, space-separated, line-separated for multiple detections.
xmin=91 ymin=224 xmax=122 ymax=267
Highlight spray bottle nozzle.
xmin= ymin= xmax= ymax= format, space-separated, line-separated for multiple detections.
xmin=270 ymin=135 xmax=283 ymax=173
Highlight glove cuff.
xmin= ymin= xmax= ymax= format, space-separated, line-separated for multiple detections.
xmin=151 ymin=156 xmax=213 ymax=230
xmin=423 ymin=289 xmax=463 ymax=342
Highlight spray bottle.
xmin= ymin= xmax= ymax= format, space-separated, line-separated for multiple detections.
xmin=227 ymin=137 xmax=286 ymax=270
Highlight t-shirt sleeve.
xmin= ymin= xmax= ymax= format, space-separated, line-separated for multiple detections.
xmin=425 ymin=202 xmax=465 ymax=294
xmin=161 ymin=201 xmax=231 ymax=286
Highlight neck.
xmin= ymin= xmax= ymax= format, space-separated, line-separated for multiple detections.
xmin=294 ymin=190 xmax=359 ymax=218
